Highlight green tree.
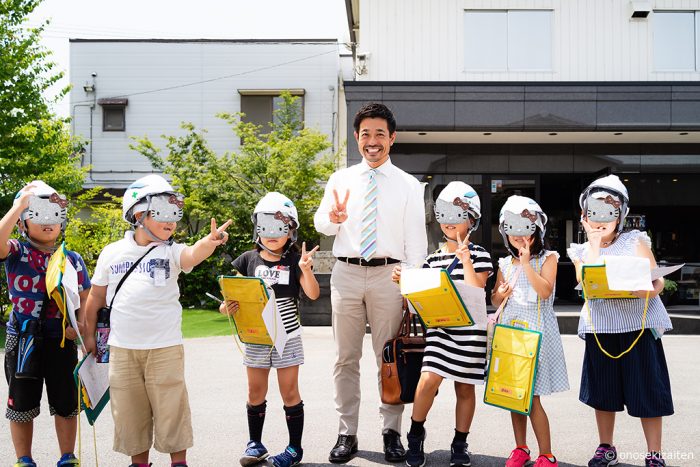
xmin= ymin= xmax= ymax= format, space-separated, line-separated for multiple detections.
xmin=0 ymin=0 xmax=85 ymax=209
xmin=131 ymin=92 xmax=339 ymax=306
xmin=1 ymin=0 xmax=87 ymax=321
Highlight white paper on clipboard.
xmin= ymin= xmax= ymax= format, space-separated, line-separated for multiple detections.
xmin=77 ymin=354 xmax=110 ymax=408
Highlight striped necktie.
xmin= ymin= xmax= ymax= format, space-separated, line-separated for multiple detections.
xmin=360 ymin=168 xmax=378 ymax=261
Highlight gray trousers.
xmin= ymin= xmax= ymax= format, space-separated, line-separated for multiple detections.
xmin=330 ymin=261 xmax=405 ymax=435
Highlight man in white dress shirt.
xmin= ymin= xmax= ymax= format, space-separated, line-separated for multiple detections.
xmin=314 ymin=103 xmax=428 ymax=464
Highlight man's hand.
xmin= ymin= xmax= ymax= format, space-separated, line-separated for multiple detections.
xmin=391 ymin=265 xmax=402 ymax=283
xmin=329 ymin=189 xmax=350 ymax=224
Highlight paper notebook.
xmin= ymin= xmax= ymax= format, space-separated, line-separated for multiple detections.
xmin=73 ymin=353 xmax=110 ymax=425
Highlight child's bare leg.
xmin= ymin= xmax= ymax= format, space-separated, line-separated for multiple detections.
xmin=131 ymin=451 xmax=149 ymax=464
xmin=511 ymin=412 xmax=528 ymax=447
xmin=454 ymin=382 xmax=475 ymax=433
xmin=247 ymin=367 xmax=271 ymax=405
xmin=277 ymin=366 xmax=301 ymax=406
xmin=641 ymin=417 xmax=662 ymax=453
xmin=528 ymin=396 xmax=552 ymax=455
xmin=10 ymin=420 xmax=33 ymax=458
xmin=170 ymin=449 xmax=186 ymax=463
xmin=411 ymin=372 xmax=443 ymax=422
xmin=54 ymin=415 xmax=77 ymax=455
xmin=594 ymin=409 xmax=616 ymax=445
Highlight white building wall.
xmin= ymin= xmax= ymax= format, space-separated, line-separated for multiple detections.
xmin=358 ymin=0 xmax=700 ymax=82
xmin=70 ymin=41 xmax=340 ymax=188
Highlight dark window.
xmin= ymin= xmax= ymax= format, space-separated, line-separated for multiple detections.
xmin=98 ymin=98 xmax=128 ymax=132
xmin=239 ymin=90 xmax=304 ymax=135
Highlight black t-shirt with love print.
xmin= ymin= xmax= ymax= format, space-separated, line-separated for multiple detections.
xmin=231 ymin=249 xmax=302 ymax=299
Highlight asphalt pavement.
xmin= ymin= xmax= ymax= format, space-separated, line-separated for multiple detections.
xmin=1 ymin=329 xmax=698 ymax=467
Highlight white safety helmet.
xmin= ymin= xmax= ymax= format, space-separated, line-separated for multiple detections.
xmin=252 ymin=192 xmax=299 ymax=241
xmin=499 ymin=195 xmax=547 ymax=257
xmin=122 ymin=174 xmax=184 ymax=226
xmin=433 ymin=181 xmax=481 ymax=231
xmin=579 ymin=174 xmax=630 ymax=232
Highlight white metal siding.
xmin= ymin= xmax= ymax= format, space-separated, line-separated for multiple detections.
xmin=70 ymin=41 xmax=340 ymax=188
xmin=358 ymin=0 xmax=700 ymax=81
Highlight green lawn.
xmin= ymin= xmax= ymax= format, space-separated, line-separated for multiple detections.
xmin=0 ymin=310 xmax=229 ymax=348
xmin=181 ymin=308 xmax=235 ymax=339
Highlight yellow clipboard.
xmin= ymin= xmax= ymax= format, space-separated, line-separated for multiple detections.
xmin=218 ymin=275 xmax=273 ymax=345
xmin=402 ymin=269 xmax=474 ymax=328
xmin=581 ymin=264 xmax=636 ymax=299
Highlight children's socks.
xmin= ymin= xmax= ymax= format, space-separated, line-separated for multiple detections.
xmin=453 ymin=429 xmax=468 ymax=444
xmin=284 ymin=401 xmax=304 ymax=450
xmin=247 ymin=400 xmax=267 ymax=442
xmin=409 ymin=418 xmax=426 ymax=437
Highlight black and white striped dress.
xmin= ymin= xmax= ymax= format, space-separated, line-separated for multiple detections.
xmin=421 ymin=243 xmax=493 ymax=384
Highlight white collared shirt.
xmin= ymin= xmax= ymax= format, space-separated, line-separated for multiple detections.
xmin=314 ymin=158 xmax=428 ymax=268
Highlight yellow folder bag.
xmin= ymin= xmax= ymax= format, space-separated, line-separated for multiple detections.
xmin=46 ymin=242 xmax=70 ymax=346
xmin=218 ymin=275 xmax=273 ymax=346
xmin=581 ymin=264 xmax=636 ymax=299
xmin=402 ymin=264 xmax=474 ymax=328
xmin=484 ymin=321 xmax=542 ymax=415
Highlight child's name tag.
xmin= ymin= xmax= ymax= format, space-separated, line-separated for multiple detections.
xmin=154 ymin=267 xmax=167 ymax=287
xmin=527 ymin=286 xmax=538 ymax=303
xmin=277 ymin=269 xmax=290 ymax=285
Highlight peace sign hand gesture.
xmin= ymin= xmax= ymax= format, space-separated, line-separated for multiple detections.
xmin=298 ymin=242 xmax=319 ymax=272
xmin=455 ymin=231 xmax=472 ymax=265
xmin=329 ymin=189 xmax=350 ymax=224
xmin=208 ymin=218 xmax=232 ymax=246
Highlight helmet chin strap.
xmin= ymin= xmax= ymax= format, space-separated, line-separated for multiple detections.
xmin=255 ymin=237 xmax=294 ymax=258
xmin=134 ymin=198 xmax=173 ymax=246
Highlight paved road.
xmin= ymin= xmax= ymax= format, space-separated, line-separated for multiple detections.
xmin=1 ymin=330 xmax=698 ymax=466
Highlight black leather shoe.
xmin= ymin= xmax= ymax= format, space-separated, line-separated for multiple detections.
xmin=383 ymin=429 xmax=407 ymax=462
xmin=329 ymin=434 xmax=358 ymax=463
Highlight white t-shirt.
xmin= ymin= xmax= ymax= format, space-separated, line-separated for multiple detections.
xmin=91 ymin=231 xmax=192 ymax=349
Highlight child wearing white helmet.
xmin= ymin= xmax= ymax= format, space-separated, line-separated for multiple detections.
xmin=567 ymin=175 xmax=673 ymax=467
xmin=392 ymin=181 xmax=492 ymax=467
xmin=1 ymin=181 xmax=90 ymax=467
xmin=219 ymin=192 xmax=320 ymax=467
xmin=491 ymin=195 xmax=569 ymax=467
xmin=83 ymin=174 xmax=231 ymax=467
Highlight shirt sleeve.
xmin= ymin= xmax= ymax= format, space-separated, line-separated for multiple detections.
xmin=70 ymin=253 xmax=92 ymax=292
xmin=629 ymin=229 xmax=652 ymax=250
xmin=91 ymin=248 xmax=110 ymax=287
xmin=402 ymin=179 xmax=428 ymax=268
xmin=566 ymin=243 xmax=587 ymax=263
xmin=0 ymin=239 xmax=21 ymax=262
xmin=173 ymin=242 xmax=193 ymax=274
xmin=231 ymin=252 xmax=249 ymax=276
xmin=314 ymin=172 xmax=342 ymax=237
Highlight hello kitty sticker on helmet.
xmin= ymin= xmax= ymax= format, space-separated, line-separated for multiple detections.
xmin=256 ymin=211 xmax=293 ymax=239
xmin=433 ymin=181 xmax=482 ymax=230
xmin=499 ymin=195 xmax=547 ymax=238
xmin=17 ymin=182 xmax=68 ymax=226
xmin=147 ymin=193 xmax=185 ymax=223
xmin=579 ymin=174 xmax=630 ymax=232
